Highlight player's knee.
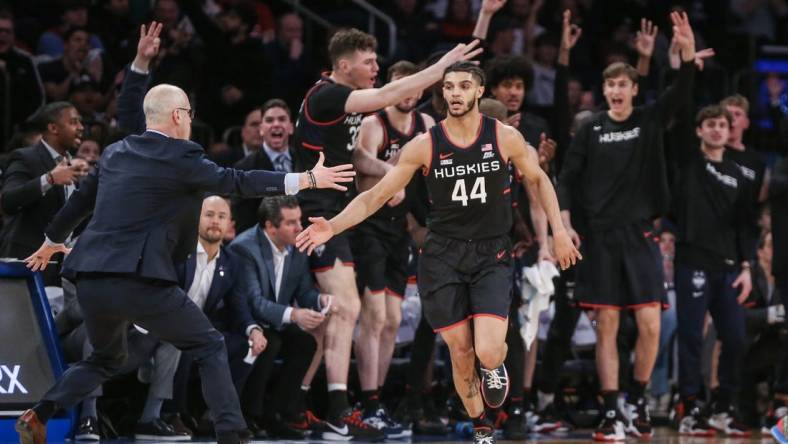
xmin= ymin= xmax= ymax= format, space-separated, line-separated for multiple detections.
xmin=339 ymin=295 xmax=361 ymax=323
xmin=637 ymin=316 xmax=660 ymax=340
xmin=596 ymin=311 xmax=620 ymax=335
xmin=476 ymin=346 xmax=504 ymax=370
xmin=360 ymin=309 xmax=385 ymax=334
xmin=449 ymin=343 xmax=476 ymax=370
xmin=383 ymin=309 xmax=402 ymax=334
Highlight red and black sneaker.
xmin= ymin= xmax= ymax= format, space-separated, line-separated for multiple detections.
xmin=322 ymin=409 xmax=384 ymax=441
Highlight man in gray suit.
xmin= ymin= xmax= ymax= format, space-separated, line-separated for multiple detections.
xmin=16 ymin=63 xmax=354 ymax=443
xmin=229 ymin=195 xmax=330 ymax=438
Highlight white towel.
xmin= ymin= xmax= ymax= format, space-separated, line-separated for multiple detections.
xmin=518 ymin=261 xmax=560 ymax=349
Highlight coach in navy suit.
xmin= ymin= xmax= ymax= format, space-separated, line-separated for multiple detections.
xmin=228 ymin=195 xmax=329 ymax=436
xmin=16 ymin=77 xmax=354 ymax=443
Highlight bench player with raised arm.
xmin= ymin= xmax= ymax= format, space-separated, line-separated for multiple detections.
xmin=351 ymin=60 xmax=436 ymax=438
xmin=296 ymin=61 xmax=580 ymax=444
xmin=292 ymin=28 xmax=481 ymax=441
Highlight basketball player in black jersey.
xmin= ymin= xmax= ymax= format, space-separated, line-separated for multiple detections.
xmin=296 ymin=62 xmax=580 ymax=444
xmin=351 ymin=60 xmax=436 ymax=438
xmin=292 ymin=28 xmax=481 ymax=441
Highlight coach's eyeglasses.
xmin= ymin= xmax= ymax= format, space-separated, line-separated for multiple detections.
xmin=175 ymin=107 xmax=195 ymax=119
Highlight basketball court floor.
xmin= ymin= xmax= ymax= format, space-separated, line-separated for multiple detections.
xmin=4 ymin=428 xmax=778 ymax=444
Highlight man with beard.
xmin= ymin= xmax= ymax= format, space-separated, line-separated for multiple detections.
xmin=233 ymin=99 xmax=295 ymax=232
xmin=292 ymin=28 xmax=480 ymax=441
xmin=351 ymin=60 xmax=435 ymax=438
xmin=671 ymin=106 xmax=752 ymax=437
xmin=0 ymin=101 xmax=85 ymax=285
xmin=296 ymin=61 xmax=580 ymax=444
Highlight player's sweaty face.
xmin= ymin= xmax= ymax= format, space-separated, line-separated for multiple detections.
xmin=443 ymin=72 xmax=482 ymax=117
xmin=346 ymin=49 xmax=379 ymax=89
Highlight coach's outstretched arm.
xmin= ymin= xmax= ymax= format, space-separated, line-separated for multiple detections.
xmin=296 ymin=133 xmax=431 ymax=254
xmin=344 ymin=42 xmax=482 ymax=114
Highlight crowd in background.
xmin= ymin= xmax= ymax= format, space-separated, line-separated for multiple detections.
xmin=0 ymin=0 xmax=787 ymax=441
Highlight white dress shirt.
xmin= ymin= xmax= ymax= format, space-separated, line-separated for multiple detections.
xmin=187 ymin=242 xmax=219 ymax=310
xmin=263 ymin=230 xmax=295 ymax=324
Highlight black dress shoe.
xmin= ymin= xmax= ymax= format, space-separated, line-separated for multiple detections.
xmin=163 ymin=413 xmax=194 ymax=438
xmin=75 ymin=416 xmax=101 ymax=441
xmin=134 ymin=417 xmax=191 ymax=441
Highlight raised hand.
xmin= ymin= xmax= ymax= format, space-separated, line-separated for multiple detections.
xmin=561 ymin=10 xmax=582 ymax=51
xmin=481 ymin=0 xmax=507 ymax=15
xmin=634 ymin=18 xmax=658 ymax=59
xmin=307 ymin=152 xmax=356 ymax=191
xmin=670 ymin=10 xmax=695 ymax=61
xmin=558 ymin=9 xmax=582 ymax=66
xmin=25 ymin=241 xmax=71 ymax=272
xmin=296 ymin=217 xmax=335 ymax=255
xmin=439 ymin=39 xmax=484 ymax=67
xmin=134 ymin=22 xmax=162 ymax=71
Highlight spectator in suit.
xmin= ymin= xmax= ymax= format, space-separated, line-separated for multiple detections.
xmin=0 ymin=10 xmax=45 ymax=150
xmin=233 ymin=99 xmax=294 ymax=232
xmin=163 ymin=195 xmax=266 ymax=438
xmin=229 ymin=195 xmax=331 ymax=438
xmin=210 ymin=107 xmax=263 ymax=168
xmin=0 ymin=101 xmax=85 ymax=285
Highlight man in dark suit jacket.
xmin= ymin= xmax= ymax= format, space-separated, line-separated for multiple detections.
xmin=232 ymin=99 xmax=295 ymax=233
xmin=228 ymin=195 xmax=330 ymax=438
xmin=210 ymin=107 xmax=264 ymax=168
xmin=165 ymin=196 xmax=264 ymax=437
xmin=16 ymin=58 xmax=354 ymax=444
xmin=0 ymin=101 xmax=87 ymax=285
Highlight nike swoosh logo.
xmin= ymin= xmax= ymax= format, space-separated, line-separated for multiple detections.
xmin=439 ymin=152 xmax=453 ymax=159
xmin=496 ymin=250 xmax=506 ymax=260
xmin=326 ymin=423 xmax=349 ymax=435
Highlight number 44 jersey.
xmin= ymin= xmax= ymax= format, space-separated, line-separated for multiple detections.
xmin=424 ymin=115 xmax=512 ymax=241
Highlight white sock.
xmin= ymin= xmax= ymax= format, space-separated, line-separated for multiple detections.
xmin=328 ymin=383 xmax=347 ymax=392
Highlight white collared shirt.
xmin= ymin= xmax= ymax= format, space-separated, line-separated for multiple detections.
xmin=262 ymin=230 xmax=295 ymax=324
xmin=263 ymin=143 xmax=293 ymax=173
xmin=187 ymin=241 xmax=220 ymax=310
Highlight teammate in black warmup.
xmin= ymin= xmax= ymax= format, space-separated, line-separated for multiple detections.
xmin=351 ymin=60 xmax=435 ymax=438
xmin=292 ymin=28 xmax=481 ymax=441
xmin=557 ymin=11 xmax=696 ymax=441
xmin=296 ymin=61 xmax=580 ymax=444
xmin=672 ymin=106 xmax=753 ymax=437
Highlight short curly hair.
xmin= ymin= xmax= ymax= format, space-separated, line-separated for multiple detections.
xmin=485 ymin=55 xmax=533 ymax=90
xmin=328 ymin=28 xmax=377 ymax=67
